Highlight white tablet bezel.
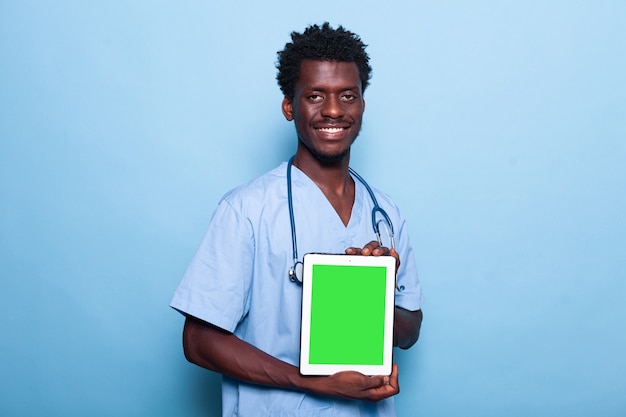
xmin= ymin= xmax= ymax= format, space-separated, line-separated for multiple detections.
xmin=299 ymin=253 xmax=396 ymax=376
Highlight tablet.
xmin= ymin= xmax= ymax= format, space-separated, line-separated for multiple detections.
xmin=299 ymin=253 xmax=396 ymax=376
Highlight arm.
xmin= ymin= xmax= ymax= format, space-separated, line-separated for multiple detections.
xmin=394 ymin=307 xmax=422 ymax=349
xmin=182 ymin=315 xmax=400 ymax=401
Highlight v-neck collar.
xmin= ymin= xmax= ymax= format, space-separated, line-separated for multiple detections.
xmin=289 ymin=163 xmax=364 ymax=230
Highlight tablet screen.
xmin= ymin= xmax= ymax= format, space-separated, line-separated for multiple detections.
xmin=300 ymin=253 xmax=396 ymax=376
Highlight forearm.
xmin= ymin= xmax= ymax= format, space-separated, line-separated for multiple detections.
xmin=182 ymin=316 xmax=399 ymax=401
xmin=183 ymin=316 xmax=305 ymax=389
xmin=393 ymin=307 xmax=422 ymax=349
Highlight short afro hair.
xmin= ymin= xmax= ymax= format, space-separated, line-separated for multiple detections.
xmin=276 ymin=22 xmax=372 ymax=99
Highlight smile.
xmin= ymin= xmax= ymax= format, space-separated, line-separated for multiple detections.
xmin=316 ymin=127 xmax=347 ymax=133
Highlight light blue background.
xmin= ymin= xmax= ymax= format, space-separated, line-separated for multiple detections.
xmin=1 ymin=1 xmax=625 ymax=416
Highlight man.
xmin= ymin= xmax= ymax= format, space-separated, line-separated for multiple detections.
xmin=171 ymin=22 xmax=423 ymax=416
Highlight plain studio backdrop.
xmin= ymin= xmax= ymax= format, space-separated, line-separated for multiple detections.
xmin=1 ymin=1 xmax=624 ymax=416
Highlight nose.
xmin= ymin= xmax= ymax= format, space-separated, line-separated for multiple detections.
xmin=320 ymin=95 xmax=344 ymax=119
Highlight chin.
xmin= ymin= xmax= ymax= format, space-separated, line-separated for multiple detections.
xmin=298 ymin=138 xmax=353 ymax=165
xmin=313 ymin=148 xmax=350 ymax=165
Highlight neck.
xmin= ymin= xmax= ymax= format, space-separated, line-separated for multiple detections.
xmin=291 ymin=145 xmax=355 ymax=226
xmin=292 ymin=147 xmax=352 ymax=196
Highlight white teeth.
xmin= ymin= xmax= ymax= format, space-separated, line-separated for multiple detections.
xmin=318 ymin=127 xmax=345 ymax=133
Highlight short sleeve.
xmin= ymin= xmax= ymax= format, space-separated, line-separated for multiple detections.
xmin=393 ymin=216 xmax=424 ymax=312
xmin=170 ymin=199 xmax=254 ymax=332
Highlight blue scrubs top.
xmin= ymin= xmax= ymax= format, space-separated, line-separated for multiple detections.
xmin=171 ymin=162 xmax=423 ymax=417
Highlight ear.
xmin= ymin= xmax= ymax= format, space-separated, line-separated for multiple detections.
xmin=281 ymin=96 xmax=294 ymax=121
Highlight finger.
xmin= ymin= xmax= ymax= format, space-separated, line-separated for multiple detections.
xmin=354 ymin=374 xmax=386 ymax=391
xmin=389 ymin=364 xmax=399 ymax=392
xmin=361 ymin=240 xmax=380 ymax=256
xmin=371 ymin=245 xmax=390 ymax=256
xmin=375 ymin=365 xmax=399 ymax=394
xmin=363 ymin=370 xmax=399 ymax=401
xmin=346 ymin=241 xmax=392 ymax=257
xmin=345 ymin=247 xmax=360 ymax=255
xmin=389 ymin=248 xmax=401 ymax=270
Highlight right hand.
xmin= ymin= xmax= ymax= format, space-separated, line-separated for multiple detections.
xmin=311 ymin=364 xmax=400 ymax=402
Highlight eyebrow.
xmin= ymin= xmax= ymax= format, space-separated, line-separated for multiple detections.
xmin=304 ymin=84 xmax=361 ymax=92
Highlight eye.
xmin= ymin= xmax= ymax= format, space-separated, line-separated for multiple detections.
xmin=341 ymin=92 xmax=358 ymax=101
xmin=307 ymin=94 xmax=323 ymax=103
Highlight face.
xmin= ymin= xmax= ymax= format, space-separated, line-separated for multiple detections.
xmin=282 ymin=60 xmax=365 ymax=164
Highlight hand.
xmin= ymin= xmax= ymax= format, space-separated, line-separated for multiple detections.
xmin=345 ymin=240 xmax=401 ymax=272
xmin=309 ymin=364 xmax=400 ymax=401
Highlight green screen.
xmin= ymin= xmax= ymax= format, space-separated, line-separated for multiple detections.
xmin=308 ymin=264 xmax=387 ymax=365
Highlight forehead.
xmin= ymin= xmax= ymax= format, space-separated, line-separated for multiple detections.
xmin=296 ymin=60 xmax=361 ymax=91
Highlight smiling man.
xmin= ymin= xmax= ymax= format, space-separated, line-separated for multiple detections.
xmin=283 ymin=60 xmax=364 ymax=164
xmin=171 ymin=23 xmax=423 ymax=417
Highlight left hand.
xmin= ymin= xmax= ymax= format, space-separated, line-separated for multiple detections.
xmin=345 ymin=240 xmax=400 ymax=272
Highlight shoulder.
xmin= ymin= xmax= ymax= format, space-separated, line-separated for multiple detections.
xmin=353 ymin=173 xmax=403 ymax=217
xmin=371 ymin=186 xmax=406 ymax=228
xmin=370 ymin=186 xmax=398 ymax=208
xmin=219 ymin=162 xmax=288 ymax=213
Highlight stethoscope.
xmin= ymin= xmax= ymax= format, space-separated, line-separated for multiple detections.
xmin=287 ymin=155 xmax=395 ymax=283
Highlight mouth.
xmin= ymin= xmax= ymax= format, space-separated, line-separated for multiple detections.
xmin=316 ymin=126 xmax=348 ymax=134
xmin=314 ymin=119 xmax=352 ymax=134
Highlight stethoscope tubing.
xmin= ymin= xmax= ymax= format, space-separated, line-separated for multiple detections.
xmin=287 ymin=156 xmax=395 ymax=283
